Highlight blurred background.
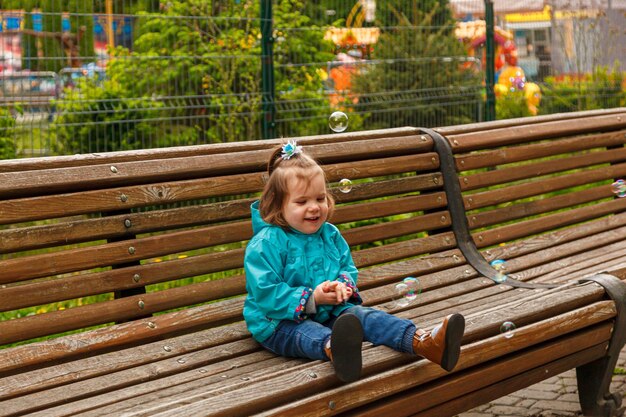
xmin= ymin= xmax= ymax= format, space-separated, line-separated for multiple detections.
xmin=0 ymin=0 xmax=624 ymax=157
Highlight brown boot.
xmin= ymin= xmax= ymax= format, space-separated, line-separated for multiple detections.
xmin=326 ymin=313 xmax=363 ymax=383
xmin=413 ymin=313 xmax=465 ymax=372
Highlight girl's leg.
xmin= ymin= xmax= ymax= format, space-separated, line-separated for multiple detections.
xmin=343 ymin=305 xmax=465 ymax=372
xmin=260 ymin=319 xmax=331 ymax=361
xmin=342 ymin=305 xmax=415 ymax=353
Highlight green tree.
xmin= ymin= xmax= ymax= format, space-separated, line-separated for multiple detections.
xmin=351 ymin=0 xmax=481 ymax=128
xmin=21 ymin=1 xmax=39 ymax=71
xmin=0 ymin=109 xmax=16 ymax=160
xmin=68 ymin=0 xmax=95 ymax=64
xmin=53 ymin=0 xmax=334 ymax=150
xmin=41 ymin=0 xmax=64 ymax=72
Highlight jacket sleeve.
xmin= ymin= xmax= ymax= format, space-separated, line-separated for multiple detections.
xmin=333 ymin=228 xmax=363 ymax=305
xmin=244 ymin=237 xmax=312 ymax=322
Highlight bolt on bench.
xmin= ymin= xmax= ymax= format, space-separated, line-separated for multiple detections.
xmin=0 ymin=108 xmax=625 ymax=416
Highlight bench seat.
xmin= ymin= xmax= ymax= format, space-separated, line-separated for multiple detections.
xmin=1 ymin=109 xmax=626 ymax=416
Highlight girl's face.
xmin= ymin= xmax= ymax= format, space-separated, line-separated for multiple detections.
xmin=282 ymin=171 xmax=329 ymax=234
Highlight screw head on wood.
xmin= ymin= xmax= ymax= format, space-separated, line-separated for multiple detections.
xmin=128 ymin=246 xmax=136 ymax=254
xmin=138 ymin=300 xmax=145 ymax=309
xmin=110 ymin=166 xmax=118 ymax=173
xmin=120 ymin=194 xmax=128 ymax=203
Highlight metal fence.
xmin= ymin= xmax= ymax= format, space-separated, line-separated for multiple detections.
xmin=0 ymin=0 xmax=624 ymax=157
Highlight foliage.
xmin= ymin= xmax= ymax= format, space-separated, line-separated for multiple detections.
xmin=51 ymin=77 xmax=165 ymax=153
xmin=0 ymin=109 xmax=16 ymax=160
xmin=539 ymin=63 xmax=625 ymax=114
xmin=496 ymin=91 xmax=532 ymax=120
xmin=68 ymin=0 xmax=96 ymax=62
xmin=53 ymin=0 xmax=334 ymax=146
xmin=41 ymin=0 xmax=65 ymax=72
xmin=350 ymin=0 xmax=482 ymax=129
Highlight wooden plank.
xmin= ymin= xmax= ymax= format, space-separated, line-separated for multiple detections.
xmin=462 ymin=161 xmax=626 ymax=209
xmin=460 ymin=146 xmax=626 ymax=191
xmin=474 ymin=198 xmax=626 ymax=248
xmin=0 ymin=198 xmax=255 ymax=254
xmin=404 ymin=343 xmax=606 ymax=417
xmin=352 ymin=233 xmax=457 ymax=268
xmin=0 ymin=342 xmax=273 ymax=415
xmin=0 ymin=289 xmax=245 ymax=345
xmin=28 ymin=356 xmax=301 ymax=417
xmin=0 ymin=223 xmax=250 ymax=284
xmin=0 ymin=259 xmax=245 ymax=312
xmin=455 ymin=130 xmax=626 ymax=171
xmin=473 ymin=211 xmax=626 ymax=264
xmin=0 ymin=155 xmax=437 ymax=225
xmin=133 ymin=302 xmax=615 ymax=416
xmin=331 ymin=193 xmax=446 ymax=225
xmin=0 ymin=337 xmax=263 ymax=402
xmin=0 ymin=136 xmax=433 ymax=199
xmin=0 ymin=316 xmax=249 ymax=375
xmin=0 ymin=184 xmax=444 ymax=254
xmin=108 ymin=286 xmax=608 ymax=415
xmin=342 ymin=211 xmax=450 ymax=246
xmin=0 ymin=172 xmax=266 ymax=225
xmin=275 ymin=326 xmax=611 ymax=416
xmin=330 ymin=174 xmax=443 ymax=205
xmin=435 ymin=108 xmax=626 ymax=136
xmin=0 ymin=127 xmax=423 ymax=173
xmin=467 ymin=185 xmax=610 ymax=229
xmin=447 ymin=112 xmax=626 ymax=152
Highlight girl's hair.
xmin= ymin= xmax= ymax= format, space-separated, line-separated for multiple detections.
xmin=259 ymin=145 xmax=335 ymax=227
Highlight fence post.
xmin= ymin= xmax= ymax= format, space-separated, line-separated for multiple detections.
xmin=484 ymin=0 xmax=496 ymax=121
xmin=260 ymin=0 xmax=276 ymax=139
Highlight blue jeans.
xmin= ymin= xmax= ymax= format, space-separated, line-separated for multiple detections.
xmin=260 ymin=305 xmax=416 ymax=361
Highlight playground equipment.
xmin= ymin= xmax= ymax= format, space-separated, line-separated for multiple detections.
xmin=457 ymin=20 xmax=542 ymax=115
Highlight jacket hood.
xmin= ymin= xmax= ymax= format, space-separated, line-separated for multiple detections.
xmin=250 ymin=200 xmax=271 ymax=237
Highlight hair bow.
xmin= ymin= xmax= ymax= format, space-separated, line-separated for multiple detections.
xmin=281 ymin=140 xmax=303 ymax=160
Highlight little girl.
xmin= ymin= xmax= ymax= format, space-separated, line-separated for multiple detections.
xmin=243 ymin=140 xmax=465 ymax=383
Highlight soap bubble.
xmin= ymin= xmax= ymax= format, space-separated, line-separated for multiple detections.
xmin=328 ymin=111 xmax=349 ymax=133
xmin=500 ymin=321 xmax=516 ymax=338
xmin=338 ymin=178 xmax=353 ymax=193
xmin=490 ymin=259 xmax=508 ymax=283
xmin=611 ymin=179 xmax=626 ymax=198
xmin=393 ymin=283 xmax=410 ymax=307
xmin=403 ymin=277 xmax=421 ymax=301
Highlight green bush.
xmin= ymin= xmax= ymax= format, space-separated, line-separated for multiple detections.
xmin=539 ymin=63 xmax=625 ymax=115
xmin=51 ymin=78 xmax=165 ymax=154
xmin=496 ymin=90 xmax=532 ymax=120
xmin=0 ymin=108 xmax=16 ymax=159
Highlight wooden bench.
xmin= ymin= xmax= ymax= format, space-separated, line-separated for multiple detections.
xmin=1 ymin=108 xmax=626 ymax=416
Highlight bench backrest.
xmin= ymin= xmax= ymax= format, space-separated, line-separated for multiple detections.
xmin=0 ymin=127 xmax=458 ymax=352
xmin=437 ymin=109 xmax=626 ymax=284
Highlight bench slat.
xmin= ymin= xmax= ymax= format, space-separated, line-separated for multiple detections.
xmin=385 ymin=340 xmax=608 ymax=417
xmin=476 ymin=199 xmax=626 ymax=248
xmin=0 ymin=198 xmax=255 ymax=254
xmin=456 ymin=130 xmax=626 ymax=171
xmin=447 ymin=112 xmax=626 ymax=152
xmin=0 ymin=127 xmax=423 ymax=173
xmin=461 ymin=146 xmax=626 ymax=191
xmin=463 ymin=161 xmax=626 ymax=209
xmin=114 ymin=301 xmax=614 ymax=417
xmin=268 ymin=325 xmax=612 ymax=417
xmin=0 ymin=136 xmax=431 ymax=198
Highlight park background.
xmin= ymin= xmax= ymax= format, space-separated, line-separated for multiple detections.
xmin=0 ymin=0 xmax=624 ymax=158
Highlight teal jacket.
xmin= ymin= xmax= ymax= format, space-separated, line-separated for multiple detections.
xmin=243 ymin=201 xmax=362 ymax=343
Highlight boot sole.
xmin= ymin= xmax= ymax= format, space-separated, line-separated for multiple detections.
xmin=331 ymin=313 xmax=363 ymax=383
xmin=441 ymin=313 xmax=465 ymax=372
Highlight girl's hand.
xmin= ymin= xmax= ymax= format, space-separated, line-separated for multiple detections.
xmin=314 ymin=281 xmax=353 ymax=305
